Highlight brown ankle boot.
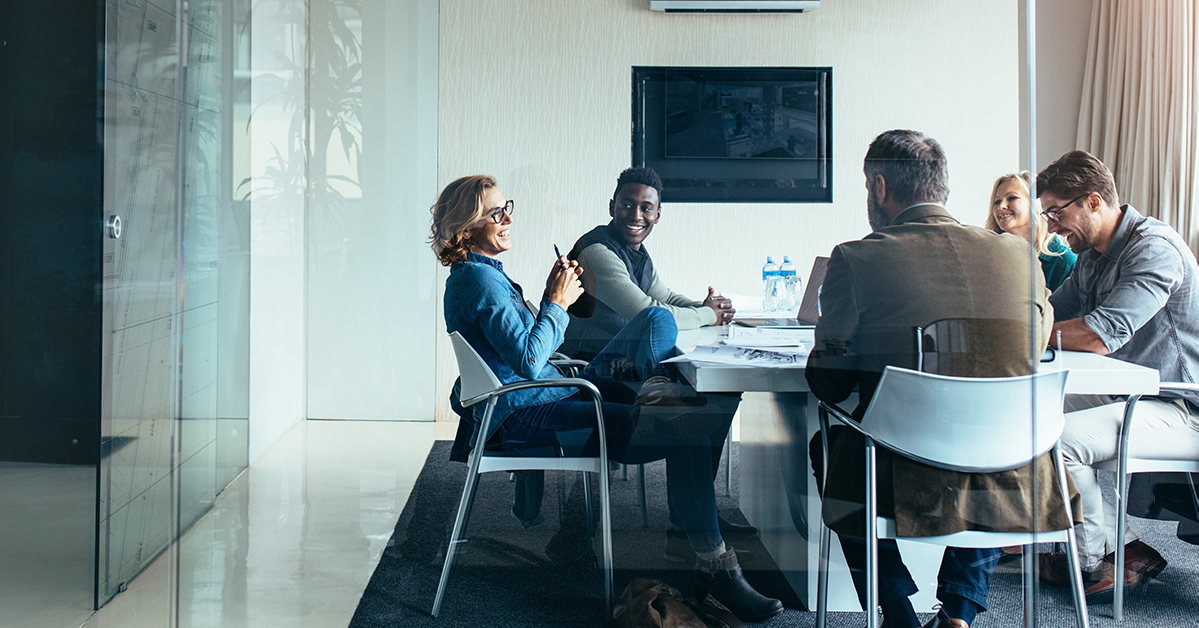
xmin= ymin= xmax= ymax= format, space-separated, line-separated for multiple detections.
xmin=693 ymin=547 xmax=783 ymax=622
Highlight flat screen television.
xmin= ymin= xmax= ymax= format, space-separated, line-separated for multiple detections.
xmin=633 ymin=66 xmax=832 ymax=203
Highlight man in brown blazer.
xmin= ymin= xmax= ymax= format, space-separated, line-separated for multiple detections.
xmin=806 ymin=130 xmax=1067 ymax=628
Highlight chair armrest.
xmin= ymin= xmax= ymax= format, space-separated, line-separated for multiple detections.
xmin=1114 ymin=383 xmax=1199 ymax=474
xmin=461 ymin=377 xmax=602 ymax=408
xmin=817 ymin=400 xmax=870 ymax=438
xmin=1160 ymin=382 xmax=1199 ymax=394
xmin=549 ymin=358 xmax=589 ymax=377
xmin=465 ymin=377 xmax=609 ymax=465
xmin=550 ymin=358 xmax=588 ymax=369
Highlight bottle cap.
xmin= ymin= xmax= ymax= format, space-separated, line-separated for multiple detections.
xmin=783 ymin=256 xmax=791 ymax=262
xmin=766 ymin=256 xmax=775 ymax=263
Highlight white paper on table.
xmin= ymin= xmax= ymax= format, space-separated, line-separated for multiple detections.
xmin=723 ymin=325 xmax=813 ymax=347
xmin=663 ymin=344 xmax=810 ymax=368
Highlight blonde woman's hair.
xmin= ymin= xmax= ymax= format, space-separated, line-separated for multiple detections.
xmin=430 ymin=175 xmax=497 ymax=266
xmin=984 ymin=172 xmax=1064 ymax=257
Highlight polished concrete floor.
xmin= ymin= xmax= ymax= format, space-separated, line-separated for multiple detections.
xmin=0 ymin=462 xmax=96 ymax=628
xmin=1 ymin=420 xmax=442 ymax=628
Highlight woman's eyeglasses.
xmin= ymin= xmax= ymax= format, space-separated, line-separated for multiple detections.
xmin=486 ymin=200 xmax=514 ymax=224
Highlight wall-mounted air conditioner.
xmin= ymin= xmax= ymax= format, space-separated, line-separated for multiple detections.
xmin=649 ymin=0 xmax=818 ymax=13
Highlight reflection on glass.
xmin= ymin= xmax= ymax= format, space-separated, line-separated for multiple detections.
xmin=98 ymin=0 xmax=249 ymax=610
xmin=100 ymin=0 xmax=185 ymax=606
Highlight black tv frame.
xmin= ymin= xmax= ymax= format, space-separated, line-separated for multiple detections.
xmin=632 ymin=66 xmax=832 ymax=203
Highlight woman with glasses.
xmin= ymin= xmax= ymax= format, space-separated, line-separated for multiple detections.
xmin=430 ymin=175 xmax=783 ymax=622
xmin=985 ymin=172 xmax=1077 ymax=291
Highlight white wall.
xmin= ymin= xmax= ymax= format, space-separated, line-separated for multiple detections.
xmin=249 ymin=7 xmax=308 ymax=462
xmin=433 ymin=0 xmax=1024 ymax=418
xmin=1036 ymin=0 xmax=1094 ymax=169
xmin=305 ymin=0 xmax=439 ymax=421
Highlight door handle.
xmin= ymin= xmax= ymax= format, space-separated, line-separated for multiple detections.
xmin=105 ymin=215 xmax=122 ymax=239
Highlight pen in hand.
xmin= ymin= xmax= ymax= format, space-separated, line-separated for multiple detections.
xmin=554 ymin=244 xmax=562 ymax=260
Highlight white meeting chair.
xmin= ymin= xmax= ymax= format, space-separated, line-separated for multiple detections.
xmin=432 ymin=332 xmax=614 ymax=619
xmin=1092 ymin=383 xmax=1199 ymax=621
xmin=814 ymin=366 xmax=1089 ymax=628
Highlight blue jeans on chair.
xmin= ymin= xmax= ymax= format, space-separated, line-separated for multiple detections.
xmin=501 ymin=307 xmax=737 ymax=554
xmin=500 ymin=389 xmax=734 ymax=554
xmin=582 ymin=306 xmax=679 ymax=382
xmin=508 ymin=306 xmax=679 ymax=529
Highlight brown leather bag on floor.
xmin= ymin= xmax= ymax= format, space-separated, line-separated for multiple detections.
xmin=611 ymin=578 xmax=745 ymax=628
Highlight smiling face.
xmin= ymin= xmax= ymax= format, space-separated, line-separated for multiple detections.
xmin=991 ymin=178 xmax=1032 ymax=239
xmin=609 ymin=183 xmax=660 ymax=250
xmin=1040 ymin=190 xmax=1100 ymax=253
xmin=464 ymin=186 xmax=512 ymax=258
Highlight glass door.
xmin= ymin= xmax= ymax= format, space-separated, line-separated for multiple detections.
xmin=97 ymin=0 xmax=249 ymax=622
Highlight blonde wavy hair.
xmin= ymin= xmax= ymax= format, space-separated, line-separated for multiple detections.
xmin=984 ymin=172 xmax=1064 ymax=257
xmin=429 ymin=175 xmax=497 ymax=266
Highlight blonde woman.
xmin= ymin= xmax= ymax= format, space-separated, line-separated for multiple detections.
xmin=431 ymin=175 xmax=782 ymax=621
xmin=986 ymin=172 xmax=1077 ymax=291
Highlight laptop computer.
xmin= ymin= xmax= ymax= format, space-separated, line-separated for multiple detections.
xmin=734 ymin=256 xmax=830 ymax=328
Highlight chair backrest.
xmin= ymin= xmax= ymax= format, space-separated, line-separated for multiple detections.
xmin=860 ymin=366 xmax=1068 ymax=472
xmin=449 ymin=332 xmax=502 ymax=407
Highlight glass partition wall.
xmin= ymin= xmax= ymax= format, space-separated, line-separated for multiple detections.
xmin=97 ymin=0 xmax=250 ymax=618
xmin=0 ymin=0 xmax=249 ymax=625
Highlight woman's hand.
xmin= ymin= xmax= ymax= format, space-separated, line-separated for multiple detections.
xmin=545 ymin=256 xmax=584 ymax=309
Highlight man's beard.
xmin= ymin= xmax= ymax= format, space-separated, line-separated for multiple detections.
xmin=867 ymin=195 xmax=889 ymax=231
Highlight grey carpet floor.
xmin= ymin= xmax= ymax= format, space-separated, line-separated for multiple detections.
xmin=349 ymin=442 xmax=1199 ymax=627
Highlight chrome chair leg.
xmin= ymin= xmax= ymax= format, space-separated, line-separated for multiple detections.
xmin=815 ymin=522 xmax=831 ymax=628
xmin=1056 ymin=449 xmax=1090 ymax=628
xmin=1022 ymin=545 xmax=1035 ymax=628
xmin=724 ymin=429 xmax=733 ymax=496
xmin=599 ymin=466 xmax=614 ymax=618
xmin=583 ymin=471 xmax=595 ymax=542
xmin=1063 ymin=526 xmax=1091 ymax=628
xmin=1113 ymin=395 xmax=1138 ymax=622
xmin=432 ymin=458 xmax=484 ymax=617
xmin=865 ymin=438 xmax=879 ymax=628
xmin=638 ymin=463 xmax=648 ymax=528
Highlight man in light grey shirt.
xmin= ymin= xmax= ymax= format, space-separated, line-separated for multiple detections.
xmin=1036 ymin=150 xmax=1199 ymax=603
xmin=560 ymin=167 xmax=735 ymax=360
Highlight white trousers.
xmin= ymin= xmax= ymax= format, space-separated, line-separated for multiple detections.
xmin=1059 ymin=394 xmax=1199 ymax=570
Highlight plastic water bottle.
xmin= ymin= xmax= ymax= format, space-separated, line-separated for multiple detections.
xmin=779 ymin=256 xmax=799 ymax=311
xmin=762 ymin=257 xmax=779 ymax=311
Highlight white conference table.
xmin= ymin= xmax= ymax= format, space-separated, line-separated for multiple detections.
xmin=674 ymin=327 xmax=1160 ymax=612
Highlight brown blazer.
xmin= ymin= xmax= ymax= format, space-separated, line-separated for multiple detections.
xmin=806 ymin=205 xmax=1078 ymax=537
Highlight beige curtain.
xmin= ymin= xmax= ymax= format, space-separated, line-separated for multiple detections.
xmin=1076 ymin=0 xmax=1199 ymax=253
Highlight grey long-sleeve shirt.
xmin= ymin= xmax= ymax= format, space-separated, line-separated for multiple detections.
xmin=576 ymin=243 xmax=717 ymax=330
xmin=1050 ymin=205 xmax=1199 ymax=407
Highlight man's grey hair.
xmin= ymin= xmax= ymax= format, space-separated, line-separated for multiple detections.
xmin=863 ymin=130 xmax=950 ymax=206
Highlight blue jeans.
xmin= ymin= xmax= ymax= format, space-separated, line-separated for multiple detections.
xmin=810 ymin=426 xmax=1001 ymax=621
xmin=834 ymin=538 xmax=1001 ymax=616
xmin=582 ymin=306 xmax=678 ymax=381
xmin=502 ymin=307 xmax=735 ymax=554
xmin=500 ymin=385 xmax=737 ymax=555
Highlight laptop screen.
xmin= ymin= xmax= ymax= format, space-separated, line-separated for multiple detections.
xmin=795 ymin=256 xmax=829 ymax=325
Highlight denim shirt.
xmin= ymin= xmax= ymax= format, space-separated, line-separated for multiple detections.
xmin=444 ymin=252 xmax=574 ymax=445
xmin=1050 ymin=205 xmax=1199 ymax=406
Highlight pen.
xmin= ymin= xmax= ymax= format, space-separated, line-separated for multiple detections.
xmin=554 ymin=244 xmax=562 ymax=260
